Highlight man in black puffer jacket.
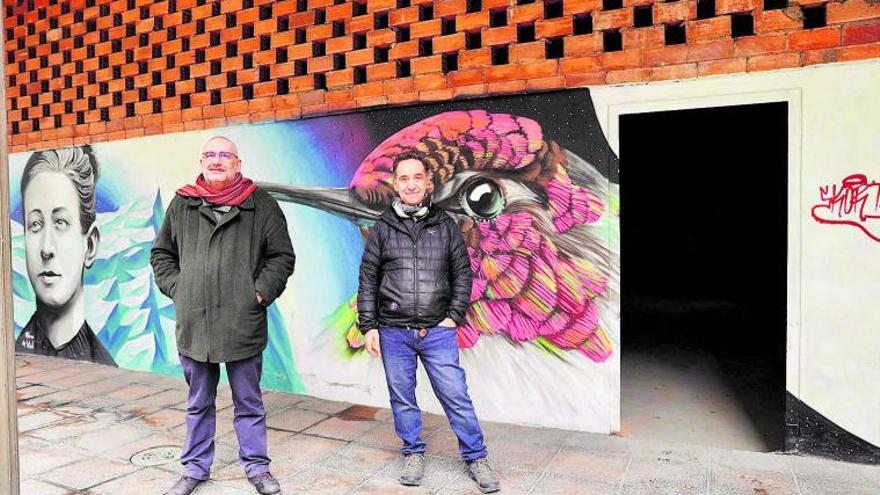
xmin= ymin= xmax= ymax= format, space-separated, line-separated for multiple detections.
xmin=358 ymin=153 xmax=500 ymax=494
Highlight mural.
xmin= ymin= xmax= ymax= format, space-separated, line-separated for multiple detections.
xmin=14 ymin=146 xmax=116 ymax=366
xmin=9 ymin=91 xmax=621 ymax=431
xmin=811 ymin=173 xmax=880 ymax=242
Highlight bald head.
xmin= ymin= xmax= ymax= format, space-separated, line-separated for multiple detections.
xmin=203 ymin=136 xmax=239 ymax=156
xmin=200 ymin=136 xmax=242 ymax=189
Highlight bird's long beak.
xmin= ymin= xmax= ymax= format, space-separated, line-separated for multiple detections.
xmin=257 ymin=182 xmax=384 ymax=226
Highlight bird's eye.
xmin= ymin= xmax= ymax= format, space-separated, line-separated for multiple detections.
xmin=459 ymin=178 xmax=504 ymax=220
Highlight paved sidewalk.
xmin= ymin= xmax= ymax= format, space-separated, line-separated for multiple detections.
xmin=14 ymin=354 xmax=880 ymax=494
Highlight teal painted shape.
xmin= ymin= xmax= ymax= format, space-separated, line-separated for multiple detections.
xmin=10 ymin=189 xmax=305 ymax=394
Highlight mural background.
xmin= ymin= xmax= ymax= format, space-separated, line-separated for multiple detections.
xmin=9 ymin=91 xmax=622 ymax=432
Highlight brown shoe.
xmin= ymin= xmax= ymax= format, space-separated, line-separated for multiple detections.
xmin=164 ymin=476 xmax=204 ymax=495
xmin=249 ymin=472 xmax=281 ymax=495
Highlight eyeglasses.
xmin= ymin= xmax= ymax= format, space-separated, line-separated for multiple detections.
xmin=201 ymin=151 xmax=238 ymax=160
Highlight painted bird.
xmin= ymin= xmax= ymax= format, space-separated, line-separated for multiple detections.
xmin=260 ymin=110 xmax=618 ymax=363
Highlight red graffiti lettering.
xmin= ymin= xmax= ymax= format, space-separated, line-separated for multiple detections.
xmin=811 ymin=174 xmax=880 ymax=242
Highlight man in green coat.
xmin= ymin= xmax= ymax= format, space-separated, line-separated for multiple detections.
xmin=151 ymin=136 xmax=295 ymax=495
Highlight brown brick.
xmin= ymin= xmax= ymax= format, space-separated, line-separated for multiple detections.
xmin=650 ymin=62 xmax=698 ymax=80
xmin=526 ymin=76 xmax=566 ymax=91
xmin=754 ymin=9 xmax=802 ymax=33
xmin=802 ymin=48 xmax=837 ymax=66
xmin=487 ymin=79 xmax=527 ymax=94
xmin=788 ymin=26 xmax=841 ymax=50
xmin=367 ymin=61 xmax=398 ymax=81
xmin=368 ymin=0 xmax=397 ymax=13
xmin=411 ymin=19 xmax=442 ymax=38
xmin=510 ymin=3 xmax=544 ymax=24
xmin=643 ymin=45 xmax=690 ymax=66
xmin=391 ymin=40 xmax=421 ymax=59
xmin=412 ymin=55 xmax=443 ymax=73
xmin=565 ymin=33 xmax=603 ymax=55
xmin=456 ymin=12 xmax=489 ymax=31
xmin=327 ymin=36 xmax=354 ymax=53
xmin=327 ymin=3 xmax=352 ymax=21
xmin=391 ymin=6 xmax=420 ymax=25
xmin=564 ymin=0 xmax=603 ymax=15
xmin=561 ymin=55 xmax=602 ymax=73
xmin=353 ymin=81 xmax=384 ymax=98
xmin=276 ymin=107 xmax=304 ymax=121
xmin=183 ymin=108 xmax=204 ymax=122
xmin=510 ymin=41 xmax=547 ymax=62
xmin=368 ymin=28 xmax=397 ymax=46
xmin=687 ymin=39 xmax=735 ymax=61
xmin=453 ymin=83 xmax=488 ymax=98
xmin=594 ymin=9 xmax=633 ymax=31
xmin=327 ymin=69 xmax=355 ymax=88
xmin=419 ymin=88 xmax=455 ymax=102
xmin=436 ymin=0 xmax=467 ymax=17
xmin=827 ymin=0 xmax=880 ymax=24
xmin=448 ymin=68 xmax=485 ymax=86
xmin=835 ymin=41 xmax=880 ymax=61
xmin=459 ymin=48 xmax=492 ymax=68
xmin=414 ymin=73 xmax=447 ymax=90
xmin=843 ymin=20 xmax=880 ymax=45
xmin=606 ymin=67 xmax=652 ymax=83
xmin=716 ymin=0 xmax=759 ymax=15
xmin=299 ymin=90 xmax=327 ymax=106
xmin=483 ymin=25 xmax=517 ymax=46
xmin=383 ymin=77 xmax=416 ymax=94
xmin=388 ymin=91 xmax=419 ymax=105
xmin=537 ymin=17 xmax=574 ymax=38
xmin=326 ymin=89 xmax=354 ymax=104
xmin=348 ymin=48 xmax=375 ymax=66
xmin=310 ymin=55 xmax=336 ymax=73
xmin=688 ymin=17 xmax=731 ymax=42
xmin=435 ymin=32 xmax=466 ymax=53
xmin=521 ymin=59 xmax=559 ymax=78
xmin=350 ymin=15 xmax=375 ymax=32
xmin=486 ymin=63 xmax=523 ymax=81
xmin=600 ymin=48 xmax=644 ymax=69
xmin=622 ymin=26 xmax=665 ymax=49
xmin=357 ymin=95 xmax=390 ymax=107
xmin=655 ymin=1 xmax=695 ymax=24
xmin=306 ymin=24 xmax=333 ymax=42
xmin=747 ymin=52 xmax=801 ymax=71
xmin=735 ymin=33 xmax=786 ymax=56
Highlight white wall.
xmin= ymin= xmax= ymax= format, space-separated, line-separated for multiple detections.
xmin=589 ymin=59 xmax=880 ymax=447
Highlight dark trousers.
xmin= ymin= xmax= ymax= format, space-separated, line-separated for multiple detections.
xmin=379 ymin=326 xmax=488 ymax=462
xmin=179 ymin=353 xmax=270 ymax=480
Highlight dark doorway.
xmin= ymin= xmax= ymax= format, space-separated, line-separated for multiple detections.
xmin=619 ymin=103 xmax=788 ymax=451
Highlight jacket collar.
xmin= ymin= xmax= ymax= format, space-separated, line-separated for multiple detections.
xmin=379 ymin=204 xmax=445 ymax=234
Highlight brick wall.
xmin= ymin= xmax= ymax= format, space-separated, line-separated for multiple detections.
xmin=4 ymin=0 xmax=880 ymax=152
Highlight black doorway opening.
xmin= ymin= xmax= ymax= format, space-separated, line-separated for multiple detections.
xmin=619 ymin=103 xmax=788 ymax=452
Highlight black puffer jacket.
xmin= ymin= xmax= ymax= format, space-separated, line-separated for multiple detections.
xmin=358 ymin=206 xmax=472 ymax=332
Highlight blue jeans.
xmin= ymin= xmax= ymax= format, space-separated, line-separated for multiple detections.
xmin=379 ymin=326 xmax=488 ymax=462
xmin=179 ymin=353 xmax=270 ymax=480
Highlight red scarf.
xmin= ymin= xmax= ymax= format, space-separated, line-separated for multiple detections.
xmin=177 ymin=173 xmax=257 ymax=206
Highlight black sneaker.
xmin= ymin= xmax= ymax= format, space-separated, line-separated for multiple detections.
xmin=164 ymin=476 xmax=204 ymax=495
xmin=399 ymin=453 xmax=426 ymax=486
xmin=249 ymin=472 xmax=281 ymax=495
xmin=467 ymin=457 xmax=500 ymax=493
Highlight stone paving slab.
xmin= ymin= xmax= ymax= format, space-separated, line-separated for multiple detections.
xmin=12 ymin=354 xmax=880 ymax=495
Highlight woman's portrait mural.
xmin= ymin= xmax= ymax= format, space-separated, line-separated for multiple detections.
xmin=9 ymin=90 xmax=622 ymax=432
xmin=14 ymin=146 xmax=116 ymax=366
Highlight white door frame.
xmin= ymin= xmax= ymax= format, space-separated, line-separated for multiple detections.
xmin=588 ymin=85 xmax=803 ymax=430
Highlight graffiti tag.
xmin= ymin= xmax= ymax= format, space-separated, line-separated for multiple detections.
xmin=811 ymin=174 xmax=880 ymax=242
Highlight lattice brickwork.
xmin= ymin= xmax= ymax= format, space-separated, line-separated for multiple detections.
xmin=4 ymin=0 xmax=880 ymax=151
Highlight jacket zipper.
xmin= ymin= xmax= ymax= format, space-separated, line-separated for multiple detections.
xmin=412 ymin=237 xmax=418 ymax=325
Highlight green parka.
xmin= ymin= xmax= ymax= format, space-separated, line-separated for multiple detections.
xmin=150 ymin=189 xmax=295 ymax=363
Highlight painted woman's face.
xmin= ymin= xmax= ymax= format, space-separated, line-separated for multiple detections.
xmin=23 ymin=172 xmax=93 ymax=309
